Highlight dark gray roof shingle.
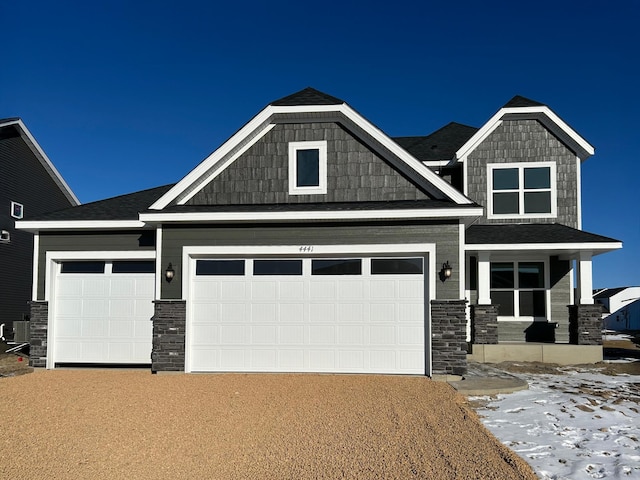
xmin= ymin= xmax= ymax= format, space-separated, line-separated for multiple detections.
xmin=393 ymin=122 xmax=478 ymax=162
xmin=503 ymin=95 xmax=546 ymax=108
xmin=466 ymin=223 xmax=620 ymax=244
xmin=270 ymin=87 xmax=345 ymax=106
xmin=27 ymin=184 xmax=174 ymax=221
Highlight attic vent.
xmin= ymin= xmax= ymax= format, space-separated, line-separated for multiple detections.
xmin=0 ymin=230 xmax=10 ymax=243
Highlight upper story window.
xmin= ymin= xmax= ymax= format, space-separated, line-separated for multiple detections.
xmin=487 ymin=162 xmax=556 ymax=219
xmin=11 ymin=201 xmax=24 ymax=219
xmin=288 ymin=141 xmax=327 ymax=195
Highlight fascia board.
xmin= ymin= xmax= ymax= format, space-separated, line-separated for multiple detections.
xmin=4 ymin=119 xmax=80 ymax=205
xmin=455 ymin=106 xmax=595 ymax=162
xmin=15 ymin=220 xmax=146 ymax=232
xmin=465 ymin=241 xmax=622 ymax=253
xmin=150 ymin=103 xmax=474 ymax=210
xmin=139 ymin=207 xmax=484 ymax=223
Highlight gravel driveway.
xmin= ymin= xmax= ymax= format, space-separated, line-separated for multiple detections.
xmin=0 ymin=370 xmax=535 ymax=479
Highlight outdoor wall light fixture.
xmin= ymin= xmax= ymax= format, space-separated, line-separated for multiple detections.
xmin=440 ymin=261 xmax=453 ymax=281
xmin=165 ymin=263 xmax=175 ymax=282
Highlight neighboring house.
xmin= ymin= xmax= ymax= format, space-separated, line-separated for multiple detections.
xmin=595 ymin=287 xmax=640 ymax=331
xmin=16 ymin=88 xmax=622 ymax=375
xmin=0 ymin=118 xmax=78 ymax=340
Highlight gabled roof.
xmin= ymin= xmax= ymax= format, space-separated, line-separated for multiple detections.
xmin=270 ymin=87 xmax=345 ymax=106
xmin=16 ymin=184 xmax=173 ymax=231
xmin=454 ymin=96 xmax=595 ymax=163
xmin=149 ymin=88 xmax=474 ymax=210
xmin=0 ymin=118 xmax=80 ymax=206
xmin=393 ymin=122 xmax=478 ymax=163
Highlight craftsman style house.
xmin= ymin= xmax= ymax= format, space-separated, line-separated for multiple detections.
xmin=0 ymin=118 xmax=78 ymax=341
xmin=17 ymin=89 xmax=621 ymax=375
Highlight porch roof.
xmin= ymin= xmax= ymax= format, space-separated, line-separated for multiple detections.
xmin=465 ymin=224 xmax=622 ymax=256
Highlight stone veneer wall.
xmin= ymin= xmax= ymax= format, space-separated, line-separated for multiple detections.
xmin=28 ymin=301 xmax=48 ymax=367
xmin=152 ymin=300 xmax=186 ymax=372
xmin=471 ymin=304 xmax=499 ymax=344
xmin=430 ymin=300 xmax=467 ymax=376
xmin=569 ymin=304 xmax=603 ymax=345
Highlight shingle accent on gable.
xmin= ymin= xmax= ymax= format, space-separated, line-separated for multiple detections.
xmin=186 ymin=122 xmax=433 ymax=205
xmin=465 ymin=118 xmax=579 ymax=228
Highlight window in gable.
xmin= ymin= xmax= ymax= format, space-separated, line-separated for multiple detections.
xmin=488 ymin=163 xmax=556 ymax=218
xmin=288 ymin=141 xmax=327 ymax=195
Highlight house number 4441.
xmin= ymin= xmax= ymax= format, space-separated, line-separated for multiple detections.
xmin=299 ymin=246 xmax=314 ymax=252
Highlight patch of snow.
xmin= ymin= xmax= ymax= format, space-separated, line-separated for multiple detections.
xmin=603 ymin=332 xmax=634 ymax=342
xmin=472 ymin=371 xmax=640 ymax=479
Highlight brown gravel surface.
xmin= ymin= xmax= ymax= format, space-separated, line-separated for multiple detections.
xmin=0 ymin=370 xmax=536 ymax=480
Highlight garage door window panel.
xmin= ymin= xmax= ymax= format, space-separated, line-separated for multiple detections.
xmin=312 ymin=259 xmax=362 ymax=275
xmin=253 ymin=259 xmax=302 ymax=275
xmin=60 ymin=261 xmax=105 ymax=274
xmin=196 ymin=260 xmax=245 ymax=275
xmin=112 ymin=261 xmax=155 ymax=273
xmin=371 ymin=258 xmax=423 ymax=274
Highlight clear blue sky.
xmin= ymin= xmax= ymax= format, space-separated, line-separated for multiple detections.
xmin=2 ymin=0 xmax=638 ymax=289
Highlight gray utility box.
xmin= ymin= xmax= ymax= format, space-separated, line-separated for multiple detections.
xmin=13 ymin=321 xmax=30 ymax=343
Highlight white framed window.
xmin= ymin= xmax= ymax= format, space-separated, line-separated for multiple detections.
xmin=288 ymin=141 xmax=327 ymax=195
xmin=487 ymin=162 xmax=556 ymax=219
xmin=11 ymin=201 xmax=24 ymax=219
xmin=490 ymin=260 xmax=548 ymax=321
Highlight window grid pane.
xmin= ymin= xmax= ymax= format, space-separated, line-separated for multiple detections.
xmin=493 ymin=168 xmax=519 ymax=190
xmin=254 ymin=260 xmax=303 ymax=276
xmin=491 ymin=263 xmax=514 ymax=288
xmin=371 ymin=258 xmax=423 ymax=275
xmin=493 ymin=192 xmax=519 ymax=214
xmin=524 ymin=167 xmax=550 ymax=189
xmin=524 ymin=191 xmax=551 ymax=213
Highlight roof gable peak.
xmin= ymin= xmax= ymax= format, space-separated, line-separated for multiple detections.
xmin=270 ymin=87 xmax=345 ymax=106
xmin=503 ymin=95 xmax=546 ymax=108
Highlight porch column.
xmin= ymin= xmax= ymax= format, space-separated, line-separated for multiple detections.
xmin=576 ymin=251 xmax=594 ymax=305
xmin=477 ymin=252 xmax=491 ymax=304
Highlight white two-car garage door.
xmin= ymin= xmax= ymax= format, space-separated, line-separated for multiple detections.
xmin=188 ymin=256 xmax=426 ymax=374
xmin=53 ymin=260 xmax=155 ymax=364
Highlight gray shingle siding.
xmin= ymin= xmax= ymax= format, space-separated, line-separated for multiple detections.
xmin=187 ymin=122 xmax=430 ymax=205
xmin=466 ymin=119 xmax=579 ymax=228
xmin=160 ymin=221 xmax=460 ymax=300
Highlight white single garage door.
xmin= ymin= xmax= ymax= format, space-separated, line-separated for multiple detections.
xmin=188 ymin=256 xmax=426 ymax=374
xmin=53 ymin=260 xmax=155 ymax=364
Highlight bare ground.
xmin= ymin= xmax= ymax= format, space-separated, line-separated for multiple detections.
xmin=0 ymin=370 xmax=536 ymax=480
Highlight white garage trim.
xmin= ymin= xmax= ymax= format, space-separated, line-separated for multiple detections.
xmin=182 ymin=243 xmax=436 ymax=375
xmin=44 ymin=250 xmax=156 ymax=369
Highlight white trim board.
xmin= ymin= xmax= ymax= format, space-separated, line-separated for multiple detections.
xmin=140 ymin=207 xmax=483 ymax=224
xmin=465 ymin=242 xmax=622 ymax=254
xmin=16 ymin=220 xmax=147 ymax=232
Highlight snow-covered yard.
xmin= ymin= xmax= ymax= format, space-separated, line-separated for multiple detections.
xmin=472 ymin=334 xmax=640 ymax=479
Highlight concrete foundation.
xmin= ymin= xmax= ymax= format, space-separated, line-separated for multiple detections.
xmin=469 ymin=343 xmax=603 ymax=365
